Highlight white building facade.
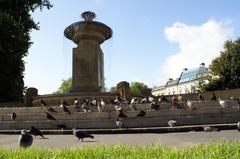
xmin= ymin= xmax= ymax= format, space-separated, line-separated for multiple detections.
xmin=152 ymin=63 xmax=208 ymax=96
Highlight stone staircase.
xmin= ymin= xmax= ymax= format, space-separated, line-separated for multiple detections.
xmin=0 ymin=101 xmax=240 ymax=130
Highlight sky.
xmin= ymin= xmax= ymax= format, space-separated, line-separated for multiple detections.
xmin=24 ymin=0 xmax=240 ymax=95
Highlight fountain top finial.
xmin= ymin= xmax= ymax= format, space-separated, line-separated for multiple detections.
xmin=81 ymin=11 xmax=96 ymax=21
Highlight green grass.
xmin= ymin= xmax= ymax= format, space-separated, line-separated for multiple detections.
xmin=0 ymin=141 xmax=240 ymax=159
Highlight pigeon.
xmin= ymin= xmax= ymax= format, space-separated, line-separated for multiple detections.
xmin=136 ymin=110 xmax=146 ymax=117
xmin=117 ymin=111 xmax=127 ymax=118
xmin=237 ymin=121 xmax=240 ymax=131
xmin=219 ymin=98 xmax=227 ymax=108
xmin=140 ymin=97 xmax=148 ymax=104
xmin=60 ymin=99 xmax=70 ymax=107
xmin=130 ymin=104 xmax=137 ymax=111
xmin=74 ymin=98 xmax=80 ymax=112
xmin=100 ymin=99 xmax=105 ymax=107
xmin=47 ymin=107 xmax=58 ymax=113
xmin=203 ymin=126 xmax=219 ymax=132
xmin=29 ymin=126 xmax=45 ymax=138
xmin=18 ymin=129 xmax=33 ymax=148
xmin=73 ymin=128 xmax=94 ymax=141
xmin=62 ymin=105 xmax=71 ymax=114
xmin=40 ymin=99 xmax=47 ymax=107
xmin=115 ymin=118 xmax=124 ymax=128
xmin=148 ymin=96 xmax=154 ymax=103
xmin=45 ymin=112 xmax=56 ymax=120
xmin=150 ymin=102 xmax=159 ymax=110
xmin=97 ymin=103 xmax=102 ymax=112
xmin=54 ymin=124 xmax=67 ymax=130
xmin=11 ymin=112 xmax=16 ymax=120
xmin=187 ymin=99 xmax=194 ymax=109
xmin=168 ymin=120 xmax=177 ymax=127
xmin=90 ymin=98 xmax=97 ymax=106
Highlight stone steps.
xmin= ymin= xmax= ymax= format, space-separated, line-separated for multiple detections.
xmin=0 ymin=113 xmax=240 ymax=130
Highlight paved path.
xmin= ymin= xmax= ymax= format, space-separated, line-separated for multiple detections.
xmin=0 ymin=130 xmax=240 ymax=149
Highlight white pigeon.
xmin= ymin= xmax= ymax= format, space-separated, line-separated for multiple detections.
xmin=218 ymin=98 xmax=226 ymax=108
xmin=187 ymin=99 xmax=194 ymax=109
xmin=148 ymin=96 xmax=154 ymax=102
xmin=100 ymin=99 xmax=105 ymax=107
xmin=237 ymin=121 xmax=240 ymax=131
xmin=97 ymin=103 xmax=102 ymax=112
xmin=168 ymin=120 xmax=177 ymax=127
xmin=130 ymin=98 xmax=136 ymax=105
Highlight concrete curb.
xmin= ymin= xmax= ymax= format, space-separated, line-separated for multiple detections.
xmin=0 ymin=123 xmax=237 ymax=135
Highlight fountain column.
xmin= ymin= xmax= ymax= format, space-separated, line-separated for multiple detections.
xmin=64 ymin=11 xmax=112 ymax=92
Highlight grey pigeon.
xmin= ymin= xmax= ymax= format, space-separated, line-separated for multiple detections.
xmin=29 ymin=126 xmax=45 ymax=138
xmin=73 ymin=128 xmax=94 ymax=141
xmin=136 ymin=110 xmax=146 ymax=117
xmin=115 ymin=118 xmax=124 ymax=128
xmin=18 ymin=129 xmax=33 ymax=148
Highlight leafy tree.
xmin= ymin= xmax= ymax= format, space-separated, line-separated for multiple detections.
xmin=0 ymin=0 xmax=52 ymax=102
xmin=130 ymin=82 xmax=149 ymax=96
xmin=54 ymin=78 xmax=72 ymax=94
xmin=205 ymin=38 xmax=240 ymax=91
xmin=110 ymin=86 xmax=117 ymax=93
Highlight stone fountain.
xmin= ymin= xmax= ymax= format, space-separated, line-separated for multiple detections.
xmin=27 ymin=11 xmax=125 ymax=106
xmin=64 ymin=11 xmax=112 ymax=92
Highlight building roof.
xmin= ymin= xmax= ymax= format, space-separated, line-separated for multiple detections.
xmin=152 ymin=85 xmax=165 ymax=91
xmin=166 ymin=78 xmax=179 ymax=87
xmin=179 ymin=66 xmax=207 ymax=83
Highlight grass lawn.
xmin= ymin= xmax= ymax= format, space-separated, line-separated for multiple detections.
xmin=0 ymin=141 xmax=239 ymax=159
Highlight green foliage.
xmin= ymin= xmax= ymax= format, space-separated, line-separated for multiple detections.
xmin=130 ymin=81 xmax=149 ymax=96
xmin=0 ymin=141 xmax=240 ymax=159
xmin=110 ymin=86 xmax=117 ymax=93
xmin=0 ymin=0 xmax=52 ymax=102
xmin=54 ymin=77 xmax=72 ymax=94
xmin=205 ymin=38 xmax=240 ymax=91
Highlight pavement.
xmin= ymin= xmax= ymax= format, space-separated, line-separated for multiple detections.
xmin=0 ymin=130 xmax=240 ymax=149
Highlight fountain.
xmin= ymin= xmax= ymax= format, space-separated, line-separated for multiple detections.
xmin=29 ymin=11 xmax=122 ymax=106
xmin=64 ymin=11 xmax=112 ymax=92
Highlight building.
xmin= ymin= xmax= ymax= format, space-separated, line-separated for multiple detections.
xmin=152 ymin=63 xmax=208 ymax=95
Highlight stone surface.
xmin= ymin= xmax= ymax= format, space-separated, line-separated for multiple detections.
xmin=64 ymin=11 xmax=112 ymax=92
xmin=0 ymin=130 xmax=240 ymax=148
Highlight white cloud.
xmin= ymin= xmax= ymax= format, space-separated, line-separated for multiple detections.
xmin=161 ymin=20 xmax=233 ymax=81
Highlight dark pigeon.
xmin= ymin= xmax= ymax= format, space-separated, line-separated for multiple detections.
xmin=29 ymin=126 xmax=45 ymax=138
xmin=117 ymin=111 xmax=127 ymax=118
xmin=18 ymin=129 xmax=33 ymax=148
xmin=45 ymin=112 xmax=56 ymax=120
xmin=63 ymin=105 xmax=71 ymax=114
xmin=73 ymin=128 xmax=94 ymax=141
xmin=47 ymin=107 xmax=58 ymax=113
xmin=11 ymin=112 xmax=16 ymax=120
xmin=136 ymin=110 xmax=146 ymax=117
xmin=40 ymin=99 xmax=47 ymax=107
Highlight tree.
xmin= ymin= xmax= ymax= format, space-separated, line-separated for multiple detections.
xmin=0 ymin=0 xmax=52 ymax=102
xmin=205 ymin=38 xmax=240 ymax=91
xmin=54 ymin=78 xmax=72 ymax=94
xmin=130 ymin=82 xmax=149 ymax=96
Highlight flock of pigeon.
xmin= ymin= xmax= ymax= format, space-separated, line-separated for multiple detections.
xmin=15 ymin=95 xmax=240 ymax=148
xmin=18 ymin=126 xmax=94 ymax=148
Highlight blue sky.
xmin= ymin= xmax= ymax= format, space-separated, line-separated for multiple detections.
xmin=24 ymin=0 xmax=240 ymax=94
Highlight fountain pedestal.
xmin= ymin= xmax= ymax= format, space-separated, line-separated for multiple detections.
xmin=64 ymin=11 xmax=112 ymax=92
